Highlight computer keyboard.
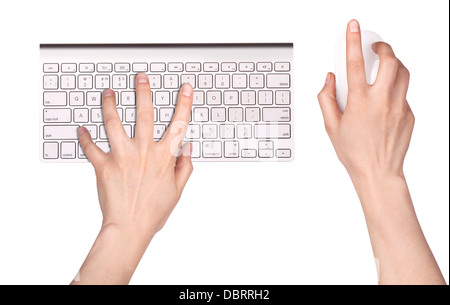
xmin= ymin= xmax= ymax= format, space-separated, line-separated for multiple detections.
xmin=40 ymin=43 xmax=294 ymax=162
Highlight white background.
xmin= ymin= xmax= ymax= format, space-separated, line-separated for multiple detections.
xmin=0 ymin=0 xmax=448 ymax=285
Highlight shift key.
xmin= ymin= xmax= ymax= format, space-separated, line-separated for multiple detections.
xmin=44 ymin=125 xmax=79 ymax=140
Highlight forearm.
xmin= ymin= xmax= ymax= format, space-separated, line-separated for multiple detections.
xmin=71 ymin=224 xmax=153 ymax=285
xmin=351 ymin=172 xmax=445 ymax=285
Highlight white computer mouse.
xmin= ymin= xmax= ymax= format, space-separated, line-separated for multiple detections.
xmin=335 ymin=30 xmax=383 ymax=112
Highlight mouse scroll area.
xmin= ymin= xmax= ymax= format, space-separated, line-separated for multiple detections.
xmin=335 ymin=30 xmax=383 ymax=112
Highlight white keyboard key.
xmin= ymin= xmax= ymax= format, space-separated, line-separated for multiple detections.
xmin=237 ymin=124 xmax=252 ymax=139
xmin=43 ymin=142 xmax=58 ymax=159
xmin=239 ymin=62 xmax=254 ymax=72
xmin=190 ymin=141 xmax=201 ymax=158
xmin=123 ymin=124 xmax=133 ymax=138
xmin=181 ymin=74 xmax=196 ymax=88
xmin=61 ymin=63 xmax=76 ymax=73
xmin=79 ymin=63 xmax=95 ymax=72
xmin=224 ymin=141 xmax=239 ymax=158
xmin=87 ymin=91 xmax=102 ymax=106
xmin=266 ymin=73 xmax=290 ymax=88
xmin=198 ymin=74 xmax=213 ymax=89
xmin=115 ymin=63 xmax=130 ymax=72
xmin=203 ymin=141 xmax=222 ymax=158
xmin=220 ymin=124 xmax=235 ymax=139
xmin=43 ymin=92 xmax=66 ymax=106
xmin=259 ymin=149 xmax=273 ymax=158
xmin=61 ymin=75 xmax=76 ymax=89
xmin=221 ymin=62 xmax=237 ymax=72
xmin=186 ymin=62 xmax=201 ymax=72
xmin=256 ymin=62 xmax=272 ymax=72
xmin=249 ymin=74 xmax=264 ymax=89
xmin=223 ymin=90 xmax=239 ymax=105
xmin=275 ymin=90 xmax=290 ymax=105
xmin=43 ymin=125 xmax=79 ymax=140
xmin=129 ymin=74 xmax=137 ymax=89
xmin=96 ymin=141 xmax=111 ymax=153
xmin=83 ymin=125 xmax=97 ymax=139
xmin=254 ymin=123 xmax=291 ymax=139
xmin=153 ymin=124 xmax=166 ymax=140
xmin=43 ymin=75 xmax=58 ymax=89
xmin=91 ymin=108 xmax=104 ymax=123
xmin=133 ymin=62 xmax=148 ymax=72
xmin=262 ymin=107 xmax=290 ymax=122
xmin=211 ymin=107 xmax=226 ymax=122
xmin=228 ymin=107 xmax=243 ymax=122
xmin=192 ymin=91 xmax=204 ymax=105
xmin=203 ymin=62 xmax=219 ymax=72
xmin=155 ymin=91 xmax=170 ymax=106
xmin=168 ymin=62 xmax=183 ymax=72
xmin=160 ymin=107 xmax=175 ymax=122
xmin=74 ymin=108 xmax=89 ymax=123
xmin=150 ymin=62 xmax=166 ymax=72
xmin=186 ymin=124 xmax=201 ymax=139
xmin=121 ymin=91 xmax=136 ymax=106
xmin=258 ymin=140 xmax=273 ymax=150
xmin=232 ymin=74 xmax=247 ymax=88
xmin=43 ymin=108 xmax=71 ymax=123
xmin=245 ymin=107 xmax=260 ymax=122
xmin=276 ymin=149 xmax=291 ymax=158
xmin=164 ymin=74 xmax=179 ymax=89
xmin=78 ymin=143 xmax=87 ymax=159
xmin=241 ymin=149 xmax=257 ymax=158
xmin=112 ymin=75 xmax=127 ymax=89
xmin=206 ymin=91 xmax=221 ymax=105
xmin=69 ymin=91 xmax=84 ymax=106
xmin=125 ymin=108 xmax=136 ymax=122
xmin=193 ymin=107 xmax=209 ymax=122
xmin=241 ymin=90 xmax=256 ymax=105
xmin=95 ymin=75 xmax=110 ymax=89
xmin=215 ymin=74 xmax=230 ymax=89
xmin=148 ymin=74 xmax=162 ymax=89
xmin=78 ymin=75 xmax=93 ymax=89
xmin=202 ymin=124 xmax=217 ymax=139
xmin=61 ymin=142 xmax=76 ymax=159
xmin=99 ymin=125 xmax=107 ymax=139
xmin=258 ymin=90 xmax=273 ymax=105
xmin=97 ymin=63 xmax=113 ymax=72
xmin=274 ymin=62 xmax=290 ymax=71
xmin=43 ymin=63 xmax=58 ymax=73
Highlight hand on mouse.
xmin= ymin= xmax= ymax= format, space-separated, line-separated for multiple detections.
xmin=317 ymin=20 xmax=445 ymax=284
xmin=72 ymin=73 xmax=194 ymax=285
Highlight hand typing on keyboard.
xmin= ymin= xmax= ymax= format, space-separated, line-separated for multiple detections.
xmin=71 ymin=73 xmax=194 ymax=285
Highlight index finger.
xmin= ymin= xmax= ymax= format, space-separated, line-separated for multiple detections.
xmin=346 ymin=19 xmax=367 ymax=92
xmin=160 ymin=83 xmax=193 ymax=154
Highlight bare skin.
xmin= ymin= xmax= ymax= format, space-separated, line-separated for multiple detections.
xmin=317 ymin=19 xmax=446 ymax=284
xmin=72 ymin=74 xmax=194 ymax=285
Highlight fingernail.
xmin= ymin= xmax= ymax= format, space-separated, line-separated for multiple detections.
xmin=136 ymin=73 xmax=148 ymax=84
xmin=103 ymin=89 xmax=114 ymax=97
xmin=182 ymin=84 xmax=193 ymax=97
xmin=349 ymin=19 xmax=360 ymax=33
xmin=325 ymin=73 xmax=331 ymax=85
xmin=78 ymin=127 xmax=86 ymax=135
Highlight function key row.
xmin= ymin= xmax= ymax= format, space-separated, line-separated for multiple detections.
xmin=43 ymin=62 xmax=291 ymax=73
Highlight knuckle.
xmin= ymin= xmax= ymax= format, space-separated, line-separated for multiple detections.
xmin=382 ymin=55 xmax=399 ymax=70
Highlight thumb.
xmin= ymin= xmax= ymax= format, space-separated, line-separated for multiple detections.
xmin=317 ymin=72 xmax=342 ymax=136
xmin=78 ymin=127 xmax=105 ymax=167
xmin=174 ymin=143 xmax=194 ymax=194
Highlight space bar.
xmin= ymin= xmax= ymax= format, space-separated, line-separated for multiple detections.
xmin=43 ymin=125 xmax=80 ymax=140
